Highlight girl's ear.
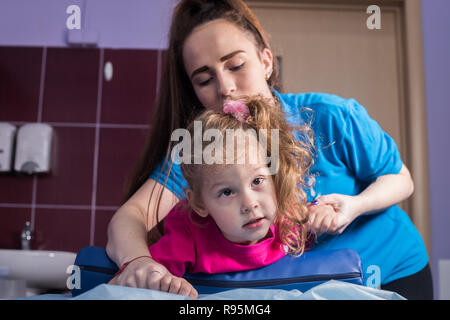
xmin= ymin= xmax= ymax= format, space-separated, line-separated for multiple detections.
xmin=186 ymin=189 xmax=209 ymax=218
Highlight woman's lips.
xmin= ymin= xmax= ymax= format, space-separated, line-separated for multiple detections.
xmin=243 ymin=217 xmax=265 ymax=229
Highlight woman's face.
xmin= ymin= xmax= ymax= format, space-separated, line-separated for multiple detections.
xmin=183 ymin=19 xmax=274 ymax=111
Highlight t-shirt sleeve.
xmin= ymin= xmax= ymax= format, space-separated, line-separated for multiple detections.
xmin=338 ymin=99 xmax=403 ymax=182
xmin=148 ymin=205 xmax=195 ymax=277
xmin=148 ymin=156 xmax=188 ymax=200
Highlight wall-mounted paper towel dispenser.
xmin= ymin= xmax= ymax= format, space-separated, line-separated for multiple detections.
xmin=14 ymin=123 xmax=53 ymax=174
xmin=0 ymin=123 xmax=17 ymax=172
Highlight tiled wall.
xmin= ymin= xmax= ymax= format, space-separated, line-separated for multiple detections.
xmin=0 ymin=46 xmax=162 ymax=252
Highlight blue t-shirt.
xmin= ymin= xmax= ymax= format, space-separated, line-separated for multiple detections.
xmin=150 ymin=90 xmax=429 ymax=285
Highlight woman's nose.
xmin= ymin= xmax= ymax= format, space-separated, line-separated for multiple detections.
xmin=217 ymin=73 xmax=236 ymax=98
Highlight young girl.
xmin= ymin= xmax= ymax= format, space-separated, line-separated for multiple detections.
xmin=145 ymin=96 xmax=314 ymax=295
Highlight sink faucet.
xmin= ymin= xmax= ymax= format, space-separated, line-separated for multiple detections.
xmin=21 ymin=221 xmax=32 ymax=250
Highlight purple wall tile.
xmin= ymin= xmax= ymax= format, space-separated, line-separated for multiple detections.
xmin=101 ymin=49 xmax=157 ymax=124
xmin=0 ymin=47 xmax=42 ymax=122
xmin=36 ymin=126 xmax=95 ymax=205
xmin=96 ymin=127 xmax=148 ymax=206
xmin=42 ymin=48 xmax=99 ymax=123
xmin=34 ymin=208 xmax=90 ymax=252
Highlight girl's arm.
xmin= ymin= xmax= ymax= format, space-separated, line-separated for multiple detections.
xmin=308 ymin=163 xmax=414 ymax=235
xmin=106 ymin=178 xmax=199 ymax=297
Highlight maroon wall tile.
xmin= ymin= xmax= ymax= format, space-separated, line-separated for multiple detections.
xmin=1 ymin=46 xmax=161 ymax=252
xmin=96 ymin=127 xmax=148 ymax=206
xmin=36 ymin=126 xmax=95 ymax=205
xmin=42 ymin=48 xmax=99 ymax=123
xmin=93 ymin=210 xmax=115 ymax=248
xmin=0 ymin=47 xmax=41 ymax=122
xmin=0 ymin=207 xmax=31 ymax=249
xmin=34 ymin=208 xmax=90 ymax=252
xmin=0 ymin=174 xmax=33 ymax=203
xmin=101 ymin=49 xmax=157 ymax=124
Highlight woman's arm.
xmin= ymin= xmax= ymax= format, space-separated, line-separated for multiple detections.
xmin=106 ymin=178 xmax=179 ymax=265
xmin=105 ymin=178 xmax=201 ymax=298
xmin=307 ymin=163 xmax=414 ymax=235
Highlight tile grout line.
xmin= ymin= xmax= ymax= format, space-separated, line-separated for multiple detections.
xmin=89 ymin=48 xmax=105 ymax=246
xmin=6 ymin=121 xmax=150 ymax=129
xmin=30 ymin=47 xmax=47 ymax=232
xmin=0 ymin=203 xmax=119 ymax=211
xmin=37 ymin=47 xmax=47 ymax=123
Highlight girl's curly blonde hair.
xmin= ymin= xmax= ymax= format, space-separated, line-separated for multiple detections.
xmin=180 ymin=95 xmax=314 ymax=256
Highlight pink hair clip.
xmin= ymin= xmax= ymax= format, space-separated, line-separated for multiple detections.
xmin=223 ymin=100 xmax=250 ymax=123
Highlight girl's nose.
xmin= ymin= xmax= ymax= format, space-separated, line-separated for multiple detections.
xmin=241 ymin=194 xmax=258 ymax=215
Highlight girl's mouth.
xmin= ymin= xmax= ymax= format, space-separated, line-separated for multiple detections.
xmin=242 ymin=217 xmax=265 ymax=229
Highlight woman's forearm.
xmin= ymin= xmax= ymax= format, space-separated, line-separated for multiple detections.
xmin=355 ymin=163 xmax=414 ymax=216
xmin=106 ymin=206 xmax=152 ymax=266
xmin=106 ymin=179 xmax=180 ymax=267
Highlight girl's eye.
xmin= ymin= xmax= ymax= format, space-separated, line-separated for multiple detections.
xmin=219 ymin=188 xmax=234 ymax=198
xmin=252 ymin=177 xmax=264 ymax=186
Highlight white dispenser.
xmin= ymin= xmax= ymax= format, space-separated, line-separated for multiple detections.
xmin=0 ymin=123 xmax=17 ymax=172
xmin=14 ymin=123 xmax=53 ymax=174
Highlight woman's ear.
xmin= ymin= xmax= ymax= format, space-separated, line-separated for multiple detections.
xmin=260 ymin=47 xmax=274 ymax=79
xmin=186 ymin=189 xmax=209 ymax=218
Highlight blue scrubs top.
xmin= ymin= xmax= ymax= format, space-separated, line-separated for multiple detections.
xmin=150 ymin=90 xmax=429 ymax=285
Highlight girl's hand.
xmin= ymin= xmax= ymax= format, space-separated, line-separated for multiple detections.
xmin=307 ymin=194 xmax=362 ymax=235
xmin=108 ymin=257 xmax=198 ymax=299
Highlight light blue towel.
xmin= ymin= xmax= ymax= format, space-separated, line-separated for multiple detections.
xmin=25 ymin=280 xmax=405 ymax=300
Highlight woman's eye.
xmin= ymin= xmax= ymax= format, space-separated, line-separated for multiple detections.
xmin=230 ymin=63 xmax=244 ymax=71
xmin=198 ymin=77 xmax=212 ymax=87
xmin=219 ymin=188 xmax=234 ymax=198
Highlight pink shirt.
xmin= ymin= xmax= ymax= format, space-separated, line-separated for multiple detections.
xmin=149 ymin=200 xmax=286 ymax=277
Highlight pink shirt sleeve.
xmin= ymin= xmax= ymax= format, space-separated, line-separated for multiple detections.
xmin=148 ymin=205 xmax=195 ymax=277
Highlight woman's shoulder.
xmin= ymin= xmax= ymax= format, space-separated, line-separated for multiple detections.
xmin=277 ymin=91 xmax=373 ymax=128
xmin=277 ymin=91 xmax=362 ymax=115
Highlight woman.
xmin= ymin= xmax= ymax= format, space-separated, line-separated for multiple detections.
xmin=107 ymin=0 xmax=432 ymax=299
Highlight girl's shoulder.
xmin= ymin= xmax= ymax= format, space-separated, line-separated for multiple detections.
xmin=165 ymin=199 xmax=212 ymax=230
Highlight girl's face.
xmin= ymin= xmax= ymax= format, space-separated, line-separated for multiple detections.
xmin=187 ymin=135 xmax=278 ymax=245
xmin=183 ymin=19 xmax=274 ymax=111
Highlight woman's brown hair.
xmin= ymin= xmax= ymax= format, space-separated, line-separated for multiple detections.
xmin=123 ymin=0 xmax=280 ymax=228
xmin=180 ymin=96 xmax=314 ymax=255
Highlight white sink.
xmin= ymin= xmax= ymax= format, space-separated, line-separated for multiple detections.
xmin=0 ymin=249 xmax=76 ymax=290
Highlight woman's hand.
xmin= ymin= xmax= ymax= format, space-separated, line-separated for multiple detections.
xmin=108 ymin=257 xmax=198 ymax=299
xmin=307 ymin=194 xmax=362 ymax=236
